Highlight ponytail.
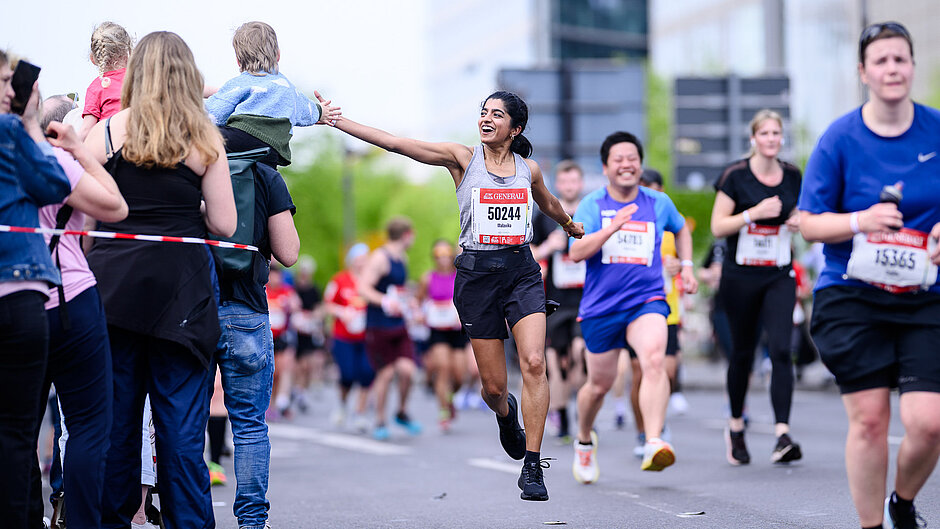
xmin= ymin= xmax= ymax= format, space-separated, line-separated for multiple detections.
xmin=510 ymin=134 xmax=533 ymax=158
xmin=484 ymin=90 xmax=533 ymax=158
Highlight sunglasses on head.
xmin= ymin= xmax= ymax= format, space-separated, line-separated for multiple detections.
xmin=860 ymin=21 xmax=911 ymax=48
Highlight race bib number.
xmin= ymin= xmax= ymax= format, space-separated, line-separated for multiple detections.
xmin=290 ymin=311 xmax=318 ymax=335
xmin=472 ymin=188 xmax=531 ymax=245
xmin=846 ymin=228 xmax=938 ymax=293
xmin=424 ymin=299 xmax=462 ymax=330
xmin=345 ymin=307 xmax=366 ymax=335
xmin=600 ymin=219 xmax=655 ymax=266
xmin=269 ymin=308 xmax=287 ymax=332
xmin=552 ymin=252 xmax=585 ymax=289
xmin=735 ymin=224 xmax=792 ymax=266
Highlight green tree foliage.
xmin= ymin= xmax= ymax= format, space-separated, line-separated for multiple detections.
xmin=646 ymin=68 xmax=715 ymax=260
xmin=282 ymin=137 xmax=461 ymax=286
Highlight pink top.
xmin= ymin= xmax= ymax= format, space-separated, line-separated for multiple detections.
xmin=38 ymin=147 xmax=96 ymax=310
xmin=83 ymin=68 xmax=126 ymax=120
xmin=427 ymin=270 xmax=456 ymax=301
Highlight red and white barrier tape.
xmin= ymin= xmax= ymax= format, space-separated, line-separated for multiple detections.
xmin=0 ymin=225 xmax=259 ymax=252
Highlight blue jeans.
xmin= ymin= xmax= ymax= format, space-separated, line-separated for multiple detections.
xmin=215 ymin=301 xmax=274 ymax=529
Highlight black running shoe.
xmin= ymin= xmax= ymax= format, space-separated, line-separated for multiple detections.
xmin=885 ymin=492 xmax=927 ymax=529
xmin=517 ymin=458 xmax=553 ymax=501
xmin=771 ymin=433 xmax=802 ymax=464
xmin=497 ymin=393 xmax=526 ymax=460
xmin=725 ymin=429 xmax=750 ymax=465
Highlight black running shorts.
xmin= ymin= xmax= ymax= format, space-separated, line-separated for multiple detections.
xmin=454 ymin=246 xmax=546 ymax=340
xmin=547 ymin=308 xmax=582 ymax=353
xmin=811 ymin=285 xmax=940 ymax=394
xmin=428 ymin=329 xmax=469 ymax=349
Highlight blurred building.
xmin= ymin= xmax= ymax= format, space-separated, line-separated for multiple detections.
xmin=651 ymin=0 xmax=940 ymax=160
xmin=651 ymin=0 xmax=862 ymax=160
xmin=424 ymin=0 xmax=649 ymax=146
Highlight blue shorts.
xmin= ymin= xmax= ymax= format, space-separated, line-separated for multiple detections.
xmin=580 ymin=299 xmax=670 ymax=354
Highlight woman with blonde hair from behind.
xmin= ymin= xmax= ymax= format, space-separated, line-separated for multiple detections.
xmin=83 ymin=31 xmax=236 ymax=528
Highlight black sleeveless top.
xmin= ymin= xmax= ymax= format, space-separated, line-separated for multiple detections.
xmin=86 ymin=150 xmax=219 ymax=368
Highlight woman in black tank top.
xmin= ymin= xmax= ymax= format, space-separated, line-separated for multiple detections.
xmin=83 ymin=32 xmax=236 ymax=527
xmin=325 ymin=90 xmax=583 ymax=501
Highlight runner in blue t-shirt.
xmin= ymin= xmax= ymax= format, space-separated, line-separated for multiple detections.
xmin=569 ymin=132 xmax=697 ymax=480
xmin=799 ymin=21 xmax=940 ymax=529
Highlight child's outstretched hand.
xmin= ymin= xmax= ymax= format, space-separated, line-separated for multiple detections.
xmin=315 ymin=90 xmax=342 ymax=126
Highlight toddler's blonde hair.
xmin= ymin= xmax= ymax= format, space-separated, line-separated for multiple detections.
xmin=91 ymin=21 xmax=133 ymax=74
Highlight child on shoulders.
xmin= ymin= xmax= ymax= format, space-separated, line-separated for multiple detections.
xmin=80 ymin=21 xmax=133 ymax=139
xmin=206 ymin=21 xmax=340 ymax=167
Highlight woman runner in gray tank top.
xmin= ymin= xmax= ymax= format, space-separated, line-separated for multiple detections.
xmin=326 ymin=90 xmax=583 ymax=501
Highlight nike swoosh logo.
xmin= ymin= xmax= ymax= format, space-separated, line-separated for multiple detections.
xmin=918 ymin=152 xmax=937 ymax=162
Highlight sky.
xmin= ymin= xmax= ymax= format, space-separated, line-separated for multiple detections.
xmin=2 ymin=0 xmax=431 ymax=155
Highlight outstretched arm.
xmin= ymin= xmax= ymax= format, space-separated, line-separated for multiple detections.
xmin=318 ymin=94 xmax=472 ymax=185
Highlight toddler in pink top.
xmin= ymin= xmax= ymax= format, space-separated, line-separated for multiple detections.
xmin=80 ymin=21 xmax=133 ymax=139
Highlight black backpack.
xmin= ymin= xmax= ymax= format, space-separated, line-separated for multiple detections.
xmin=211 ymin=147 xmax=271 ymax=274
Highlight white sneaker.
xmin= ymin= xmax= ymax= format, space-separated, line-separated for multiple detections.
xmin=572 ymin=431 xmax=599 ymax=484
xmin=669 ymin=392 xmax=690 ymax=415
xmin=330 ymin=408 xmax=346 ymax=427
xmin=352 ymin=413 xmax=370 ymax=434
xmin=641 ymin=437 xmax=676 ymax=472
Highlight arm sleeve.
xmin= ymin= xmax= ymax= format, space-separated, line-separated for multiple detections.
xmin=262 ymin=164 xmax=296 ymax=217
xmin=799 ymin=135 xmax=843 ymax=214
xmin=82 ymin=80 xmax=103 ymax=119
xmin=12 ymin=122 xmax=71 ymax=205
xmin=293 ymin=89 xmax=322 ymax=127
xmin=656 ymin=193 xmax=686 ymax=234
xmin=570 ymin=195 xmax=601 ymax=249
xmin=714 ymin=165 xmax=737 ymax=201
xmin=204 ymin=81 xmax=244 ymax=126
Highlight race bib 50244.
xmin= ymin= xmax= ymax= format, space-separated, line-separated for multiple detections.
xmin=600 ymin=219 xmax=655 ymax=266
xmin=846 ymin=228 xmax=938 ymax=293
xmin=472 ymin=188 xmax=531 ymax=245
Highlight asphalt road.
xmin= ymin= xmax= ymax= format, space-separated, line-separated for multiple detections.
xmin=199 ymin=375 xmax=939 ymax=529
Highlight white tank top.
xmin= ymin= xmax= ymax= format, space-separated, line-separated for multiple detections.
xmin=456 ymin=145 xmax=533 ymax=251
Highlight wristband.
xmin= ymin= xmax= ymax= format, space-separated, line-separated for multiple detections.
xmin=742 ymin=209 xmax=752 ymax=225
xmin=681 ymin=260 xmax=694 ymax=268
xmin=849 ymin=211 xmax=861 ymax=234
xmin=564 ymin=217 xmax=573 ymax=227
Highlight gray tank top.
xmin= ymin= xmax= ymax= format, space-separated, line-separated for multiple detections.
xmin=457 ymin=145 xmax=534 ymax=251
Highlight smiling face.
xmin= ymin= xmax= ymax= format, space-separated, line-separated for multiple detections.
xmin=751 ymin=118 xmax=782 ymax=159
xmin=860 ymin=36 xmax=914 ymax=105
xmin=0 ymin=63 xmax=14 ymax=114
xmin=479 ymin=98 xmax=521 ymax=147
xmin=602 ymin=142 xmax=643 ymax=190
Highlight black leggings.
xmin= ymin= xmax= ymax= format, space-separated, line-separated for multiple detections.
xmin=719 ymin=270 xmax=796 ymax=424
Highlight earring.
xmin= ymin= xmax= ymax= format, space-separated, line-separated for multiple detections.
xmin=510 ymin=135 xmax=516 ymax=141
xmin=750 ymin=138 xmax=756 ymax=147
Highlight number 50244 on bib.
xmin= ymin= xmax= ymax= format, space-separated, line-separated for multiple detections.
xmin=472 ymin=187 xmax=531 ymax=245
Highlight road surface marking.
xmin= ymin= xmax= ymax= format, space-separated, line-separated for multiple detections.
xmin=467 ymin=458 xmax=521 ymax=474
xmin=268 ymin=423 xmax=412 ymax=456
